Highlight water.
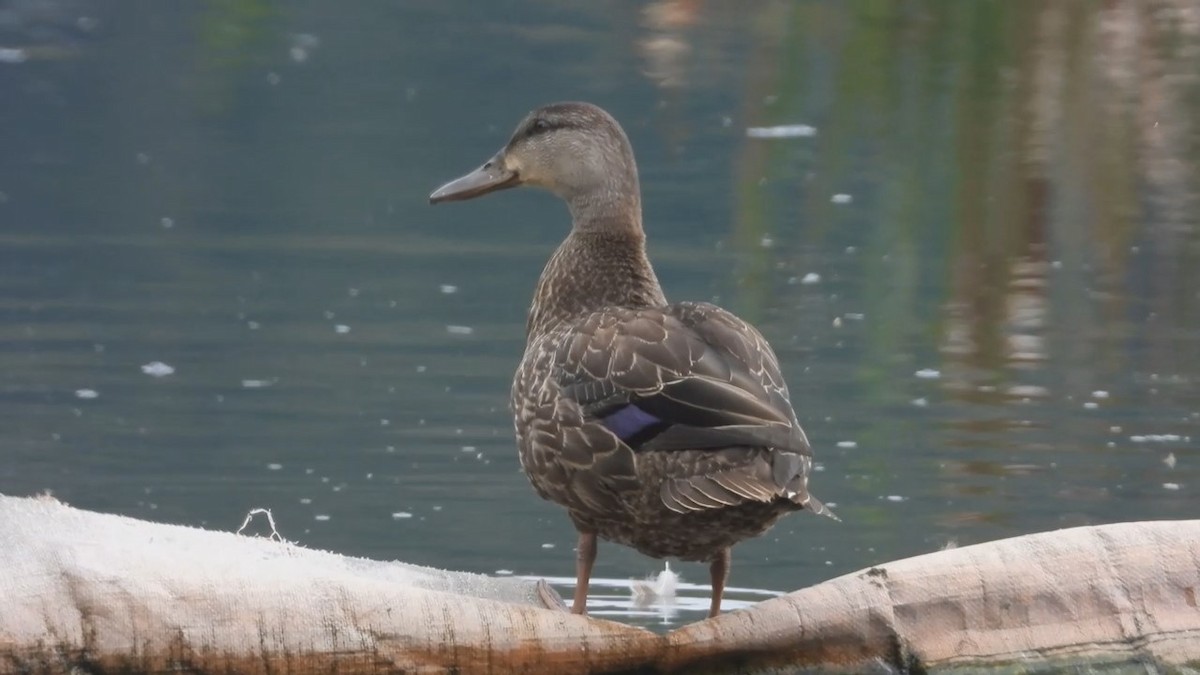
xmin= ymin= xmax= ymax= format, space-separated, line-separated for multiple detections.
xmin=2 ymin=1 xmax=1198 ymax=629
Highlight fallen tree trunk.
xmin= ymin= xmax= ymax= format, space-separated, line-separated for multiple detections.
xmin=1 ymin=493 xmax=1196 ymax=673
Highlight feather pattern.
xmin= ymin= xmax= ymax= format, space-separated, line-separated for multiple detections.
xmin=514 ymin=294 xmax=835 ymax=561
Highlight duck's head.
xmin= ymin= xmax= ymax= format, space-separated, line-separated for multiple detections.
xmin=429 ymin=102 xmax=640 ymax=222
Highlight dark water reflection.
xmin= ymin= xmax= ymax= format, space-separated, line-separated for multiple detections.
xmin=2 ymin=1 xmax=1198 ymax=628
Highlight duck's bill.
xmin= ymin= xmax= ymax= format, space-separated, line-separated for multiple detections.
xmin=429 ymin=154 xmax=519 ymax=204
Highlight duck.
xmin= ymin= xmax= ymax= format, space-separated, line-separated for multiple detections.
xmin=429 ymin=102 xmax=833 ymax=619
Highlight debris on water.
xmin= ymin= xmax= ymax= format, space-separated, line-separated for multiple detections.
xmin=911 ymin=397 xmax=928 ymax=407
xmin=334 ymin=324 xmax=350 ymax=334
xmin=314 ymin=514 xmax=331 ymax=521
xmin=1163 ymin=483 xmax=1181 ymax=491
xmin=391 ymin=511 xmax=413 ymax=520
xmin=1008 ymin=384 xmax=1048 ymax=398
xmin=631 ymin=561 xmax=679 ymax=606
xmin=884 ymin=495 xmax=907 ymax=502
xmin=446 ymin=325 xmax=474 ymax=335
xmin=440 ymin=284 xmax=458 ymax=294
xmin=760 ymin=235 xmax=774 ymax=248
xmin=831 ymin=193 xmax=853 ymax=204
xmin=541 ymin=543 xmax=555 ymax=549
xmin=1164 ymin=453 xmax=1177 ymax=469
xmin=0 ymin=48 xmax=28 ymax=64
xmin=800 ymin=272 xmax=821 ymax=285
xmin=1092 ymin=390 xmax=1110 ymax=399
xmin=266 ymin=463 xmax=282 ymax=471
xmin=75 ymin=389 xmax=99 ymax=399
xmin=289 ymin=33 xmax=320 ymax=63
xmin=140 ymin=361 xmax=174 ymax=377
xmin=836 ymin=441 xmax=857 ymax=449
xmin=745 ymin=124 xmax=816 ymax=139
xmin=915 ymin=368 xmax=941 ymax=379
xmin=832 ymin=317 xmax=842 ymax=328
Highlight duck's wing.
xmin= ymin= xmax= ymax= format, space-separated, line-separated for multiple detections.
xmin=553 ymin=303 xmax=831 ymax=516
xmin=556 ymin=303 xmax=808 ymax=455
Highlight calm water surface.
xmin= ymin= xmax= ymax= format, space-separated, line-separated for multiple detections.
xmin=2 ymin=1 xmax=1199 ymax=628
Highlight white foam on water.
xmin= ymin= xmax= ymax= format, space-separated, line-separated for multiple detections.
xmin=141 ymin=361 xmax=175 ymax=377
xmin=745 ymin=124 xmax=816 ymax=139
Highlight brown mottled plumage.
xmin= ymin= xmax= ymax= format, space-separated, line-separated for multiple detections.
xmin=430 ymin=102 xmax=833 ymax=619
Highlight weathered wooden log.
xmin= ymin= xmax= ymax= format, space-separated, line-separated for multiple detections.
xmin=1 ymin=494 xmax=1196 ymax=673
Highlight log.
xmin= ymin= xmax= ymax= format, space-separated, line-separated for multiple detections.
xmin=1 ymin=493 xmax=1197 ymax=673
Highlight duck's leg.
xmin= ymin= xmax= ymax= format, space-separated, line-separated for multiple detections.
xmin=572 ymin=531 xmax=598 ymax=614
xmin=708 ymin=547 xmax=731 ymax=618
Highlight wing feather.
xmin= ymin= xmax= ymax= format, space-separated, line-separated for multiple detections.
xmin=525 ymin=302 xmax=831 ymax=519
xmin=555 ymin=304 xmax=809 ymax=457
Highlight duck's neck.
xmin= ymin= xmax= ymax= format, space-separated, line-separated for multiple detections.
xmin=527 ymin=221 xmax=667 ymax=339
xmin=564 ymin=175 xmax=642 ymax=234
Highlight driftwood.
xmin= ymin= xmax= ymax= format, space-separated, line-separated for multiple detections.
xmin=0 ymin=493 xmax=1197 ymax=673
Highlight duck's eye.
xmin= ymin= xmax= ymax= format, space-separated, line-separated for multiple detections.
xmin=527 ymin=118 xmax=551 ymax=137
